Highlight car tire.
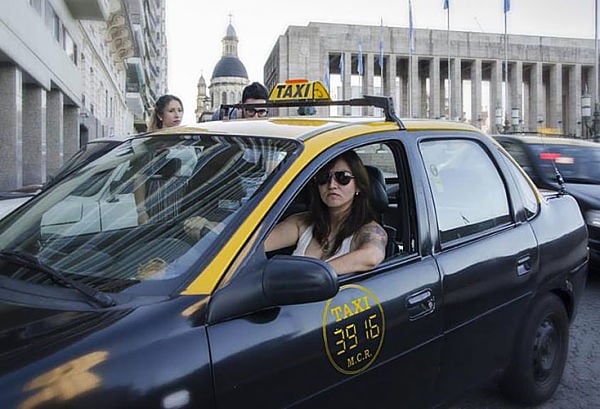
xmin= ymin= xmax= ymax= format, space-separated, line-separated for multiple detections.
xmin=500 ymin=293 xmax=569 ymax=405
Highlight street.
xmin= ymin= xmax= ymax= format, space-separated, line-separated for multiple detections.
xmin=451 ymin=272 xmax=600 ymax=408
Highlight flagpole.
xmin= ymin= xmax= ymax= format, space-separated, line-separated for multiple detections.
xmin=504 ymin=1 xmax=509 ymax=131
xmin=408 ymin=0 xmax=413 ymax=117
xmin=446 ymin=1 xmax=451 ymax=119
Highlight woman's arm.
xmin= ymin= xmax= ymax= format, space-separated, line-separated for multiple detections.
xmin=328 ymin=222 xmax=387 ymax=275
xmin=264 ymin=213 xmax=305 ymax=252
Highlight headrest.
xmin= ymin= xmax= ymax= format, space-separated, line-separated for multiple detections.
xmin=365 ymin=165 xmax=388 ymax=213
xmin=155 ymin=157 xmax=182 ymax=178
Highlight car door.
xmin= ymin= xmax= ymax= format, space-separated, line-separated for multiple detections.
xmin=417 ymin=136 xmax=539 ymax=403
xmin=206 ymin=138 xmax=443 ymax=409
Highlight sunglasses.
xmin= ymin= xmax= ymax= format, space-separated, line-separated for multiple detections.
xmin=244 ymin=108 xmax=268 ymax=117
xmin=315 ymin=171 xmax=355 ymax=186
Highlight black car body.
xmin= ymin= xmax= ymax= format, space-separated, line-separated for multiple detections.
xmin=0 ymin=93 xmax=588 ymax=409
xmin=495 ymin=134 xmax=600 ymax=268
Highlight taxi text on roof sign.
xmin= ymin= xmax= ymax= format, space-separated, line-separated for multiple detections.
xmin=269 ymin=79 xmax=331 ymax=102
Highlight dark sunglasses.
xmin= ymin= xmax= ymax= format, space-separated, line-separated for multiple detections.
xmin=315 ymin=171 xmax=355 ymax=186
xmin=244 ymin=108 xmax=268 ymax=117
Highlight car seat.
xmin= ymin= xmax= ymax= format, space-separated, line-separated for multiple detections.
xmin=364 ymin=165 xmax=399 ymax=258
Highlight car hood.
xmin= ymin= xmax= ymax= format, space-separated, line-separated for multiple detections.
xmin=0 ymin=295 xmax=208 ymax=377
xmin=564 ymin=183 xmax=600 ymax=209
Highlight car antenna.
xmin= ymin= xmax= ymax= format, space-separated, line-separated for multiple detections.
xmin=537 ymin=129 xmax=567 ymax=196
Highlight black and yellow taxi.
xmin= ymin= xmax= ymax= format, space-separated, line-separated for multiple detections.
xmin=0 ymin=81 xmax=588 ymax=409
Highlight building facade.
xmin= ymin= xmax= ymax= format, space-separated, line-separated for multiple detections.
xmin=196 ymin=22 xmax=249 ymax=121
xmin=0 ymin=0 xmax=167 ymax=191
xmin=265 ymin=22 xmax=596 ymax=137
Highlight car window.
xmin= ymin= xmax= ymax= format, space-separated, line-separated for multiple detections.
xmin=420 ymin=139 xmax=511 ymax=243
xmin=0 ymin=134 xmax=299 ymax=292
xmin=498 ymin=140 xmax=535 ymax=178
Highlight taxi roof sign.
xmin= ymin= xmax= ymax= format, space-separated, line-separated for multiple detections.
xmin=269 ymin=79 xmax=331 ymax=102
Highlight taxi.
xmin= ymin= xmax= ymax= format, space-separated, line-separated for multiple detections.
xmin=0 ymin=80 xmax=588 ymax=409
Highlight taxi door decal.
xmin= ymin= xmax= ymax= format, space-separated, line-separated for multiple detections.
xmin=322 ymin=284 xmax=385 ymax=375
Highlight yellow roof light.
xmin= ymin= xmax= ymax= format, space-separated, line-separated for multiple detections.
xmin=269 ymin=79 xmax=331 ymax=102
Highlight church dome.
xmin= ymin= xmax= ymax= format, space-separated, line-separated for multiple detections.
xmin=211 ymin=56 xmax=248 ymax=79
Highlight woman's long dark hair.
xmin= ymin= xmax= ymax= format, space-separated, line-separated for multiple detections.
xmin=307 ymin=151 xmax=375 ymax=258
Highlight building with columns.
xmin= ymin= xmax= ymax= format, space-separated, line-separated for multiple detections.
xmin=0 ymin=0 xmax=167 ymax=191
xmin=265 ymin=22 xmax=595 ymax=136
xmin=196 ymin=22 xmax=249 ymax=121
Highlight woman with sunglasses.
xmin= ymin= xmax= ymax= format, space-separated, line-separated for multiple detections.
xmin=265 ymin=150 xmax=387 ymax=275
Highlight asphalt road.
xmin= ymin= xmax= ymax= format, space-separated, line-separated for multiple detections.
xmin=451 ymin=272 xmax=600 ymax=409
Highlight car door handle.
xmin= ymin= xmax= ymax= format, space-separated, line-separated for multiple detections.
xmin=517 ymin=255 xmax=532 ymax=276
xmin=407 ymin=289 xmax=435 ymax=320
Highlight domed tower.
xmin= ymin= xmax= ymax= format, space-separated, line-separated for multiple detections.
xmin=195 ymin=73 xmax=211 ymax=122
xmin=208 ymin=20 xmax=249 ymax=112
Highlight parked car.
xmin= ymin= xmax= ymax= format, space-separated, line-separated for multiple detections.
xmin=495 ymin=134 xmax=600 ymax=269
xmin=0 ymin=81 xmax=588 ymax=409
xmin=0 ymin=137 xmax=127 ymax=219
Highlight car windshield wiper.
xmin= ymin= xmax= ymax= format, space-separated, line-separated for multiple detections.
xmin=0 ymin=250 xmax=115 ymax=308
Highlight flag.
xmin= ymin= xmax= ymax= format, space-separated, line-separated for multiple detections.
xmin=357 ymin=38 xmax=364 ymax=76
xmin=409 ymin=0 xmax=415 ymax=52
xmin=504 ymin=0 xmax=510 ymax=13
xmin=338 ymin=52 xmax=344 ymax=77
xmin=443 ymin=0 xmax=449 ymax=10
xmin=324 ymin=55 xmax=330 ymax=89
xmin=378 ymin=19 xmax=384 ymax=69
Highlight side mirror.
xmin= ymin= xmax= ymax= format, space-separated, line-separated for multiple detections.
xmin=207 ymin=255 xmax=339 ymax=323
xmin=263 ymin=255 xmax=338 ymax=305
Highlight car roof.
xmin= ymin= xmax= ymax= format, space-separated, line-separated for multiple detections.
xmin=152 ymin=117 xmax=479 ymax=141
xmin=493 ymin=134 xmax=600 ymax=148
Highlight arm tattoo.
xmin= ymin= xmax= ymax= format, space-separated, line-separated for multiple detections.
xmin=356 ymin=224 xmax=387 ymax=252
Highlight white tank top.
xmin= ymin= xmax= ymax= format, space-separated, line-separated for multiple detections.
xmin=292 ymin=225 xmax=353 ymax=261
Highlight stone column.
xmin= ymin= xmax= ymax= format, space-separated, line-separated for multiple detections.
xmin=548 ymin=63 xmax=562 ymax=131
xmin=490 ymin=60 xmax=503 ymax=131
xmin=387 ymin=55 xmax=398 ymax=114
xmin=430 ymin=57 xmax=441 ymax=118
xmin=471 ymin=59 xmax=482 ymax=128
xmin=46 ymin=89 xmax=64 ymax=178
xmin=0 ymin=65 xmax=23 ymax=190
xmin=569 ymin=64 xmax=582 ymax=137
xmin=529 ymin=62 xmax=544 ymax=131
xmin=22 ymin=85 xmax=47 ymax=186
xmin=64 ymin=105 xmax=80 ymax=160
xmin=510 ymin=60 xmax=523 ymax=129
xmin=410 ymin=55 xmax=419 ymax=117
xmin=343 ymin=52 xmax=352 ymax=115
xmin=451 ymin=57 xmax=462 ymax=120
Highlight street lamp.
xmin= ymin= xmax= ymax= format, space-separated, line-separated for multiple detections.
xmin=495 ymin=106 xmax=503 ymax=133
xmin=511 ymin=107 xmax=520 ymax=133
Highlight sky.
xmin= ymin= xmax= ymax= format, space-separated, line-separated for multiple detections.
xmin=166 ymin=0 xmax=598 ymax=124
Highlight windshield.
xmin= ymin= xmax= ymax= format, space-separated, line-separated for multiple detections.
xmin=0 ymin=134 xmax=298 ymax=293
xmin=530 ymin=143 xmax=600 ymax=184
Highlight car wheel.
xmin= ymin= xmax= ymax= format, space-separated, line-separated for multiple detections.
xmin=500 ymin=293 xmax=569 ymax=405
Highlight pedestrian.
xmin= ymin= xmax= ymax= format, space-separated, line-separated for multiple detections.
xmin=148 ymin=94 xmax=184 ymax=131
xmin=239 ymin=82 xmax=269 ymax=119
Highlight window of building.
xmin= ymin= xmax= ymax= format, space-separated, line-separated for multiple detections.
xmin=420 ymin=139 xmax=511 ymax=243
xmin=30 ymin=0 xmax=42 ymax=15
